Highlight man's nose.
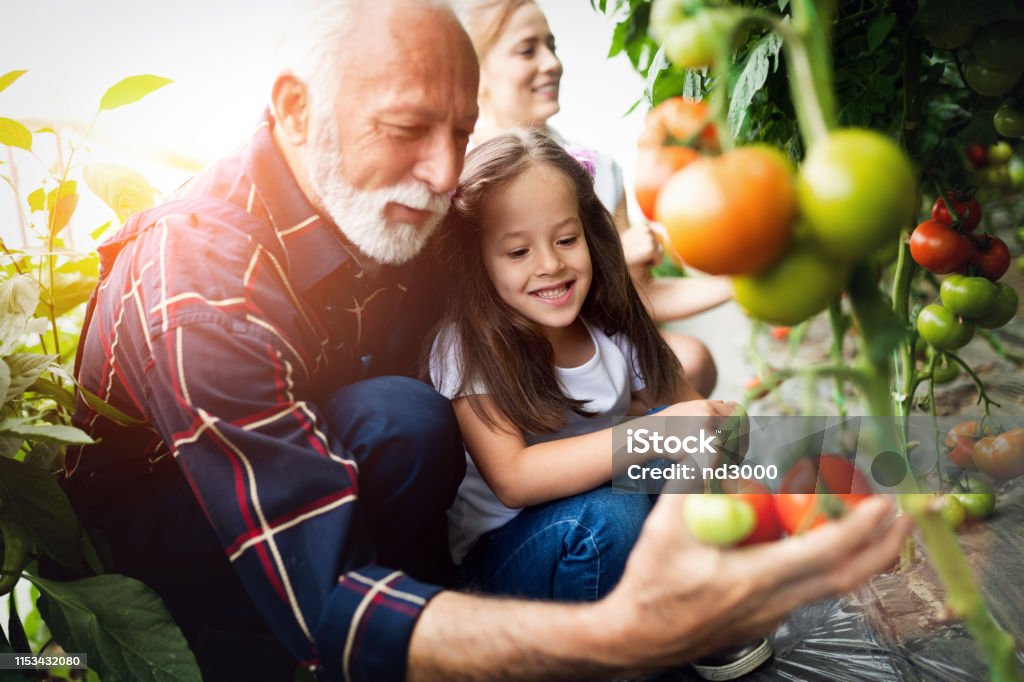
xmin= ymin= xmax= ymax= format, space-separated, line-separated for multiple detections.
xmin=413 ymin=130 xmax=462 ymax=194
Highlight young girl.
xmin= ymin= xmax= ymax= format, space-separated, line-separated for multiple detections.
xmin=428 ymin=129 xmax=723 ymax=601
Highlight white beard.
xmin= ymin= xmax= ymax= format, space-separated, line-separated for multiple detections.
xmin=303 ymin=112 xmax=449 ymax=266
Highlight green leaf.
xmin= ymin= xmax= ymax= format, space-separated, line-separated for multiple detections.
xmin=0 ymin=70 xmax=28 ymax=95
xmin=27 ymin=187 xmax=45 ymax=212
xmin=76 ymin=383 xmax=145 ymax=427
xmin=644 ymin=46 xmax=670 ymax=104
xmin=0 ymin=117 xmax=32 ymax=151
xmin=0 ymin=275 xmax=42 ymax=356
xmin=683 ymin=69 xmax=703 ymax=99
xmin=38 ymin=259 xmax=98 ymax=318
xmin=728 ymin=33 xmax=782 ymax=139
xmin=29 ymin=377 xmax=77 ymax=413
xmin=3 ymin=353 xmax=57 ymax=403
xmin=98 ymin=75 xmax=172 ymax=111
xmin=0 ymin=421 xmax=94 ymax=446
xmin=609 ymin=18 xmax=630 ymax=58
xmin=0 ymin=358 xmax=10 ymax=407
xmin=0 ymin=454 xmax=85 ymax=571
xmin=8 ymin=597 xmax=31 ymax=654
xmin=866 ymin=14 xmax=897 ymax=52
xmin=32 ymin=574 xmax=202 ymax=682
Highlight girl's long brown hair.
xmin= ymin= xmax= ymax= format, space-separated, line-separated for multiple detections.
xmin=428 ymin=129 xmax=681 ymax=435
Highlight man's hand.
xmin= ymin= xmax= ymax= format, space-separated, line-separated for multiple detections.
xmin=594 ymin=495 xmax=912 ymax=675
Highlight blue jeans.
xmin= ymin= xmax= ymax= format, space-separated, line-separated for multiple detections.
xmin=459 ymin=486 xmax=652 ymax=601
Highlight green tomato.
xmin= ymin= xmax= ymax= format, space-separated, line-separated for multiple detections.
xmin=1016 ymin=226 xmax=1024 ymax=244
xmin=796 ymin=129 xmax=917 ymax=262
xmin=989 ymin=141 xmax=1014 ymax=164
xmin=964 ymin=59 xmax=1024 ymax=97
xmin=975 ymin=282 xmax=1018 ymax=329
xmin=953 ymin=478 xmax=996 ymax=520
xmin=917 ymin=304 xmax=975 ymax=350
xmin=924 ymin=23 xmax=977 ymax=50
xmin=937 ymin=494 xmax=966 ymax=529
xmin=650 ymin=0 xmax=690 ymax=43
xmin=931 ymin=352 xmax=960 ymax=384
xmin=971 ymin=23 xmax=1024 ymax=70
xmin=940 ymin=274 xmax=997 ymax=318
xmin=984 ymin=164 xmax=1012 ymax=188
xmin=663 ymin=9 xmax=743 ymax=69
xmin=994 ymin=100 xmax=1024 ymax=138
xmin=1008 ymin=156 xmax=1024 ymax=187
xmin=683 ymin=495 xmax=756 ymax=546
xmin=732 ymin=240 xmax=849 ymax=326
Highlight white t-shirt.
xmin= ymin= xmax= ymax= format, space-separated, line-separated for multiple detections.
xmin=429 ymin=319 xmax=645 ymax=564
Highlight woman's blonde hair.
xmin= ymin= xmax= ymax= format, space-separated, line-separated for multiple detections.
xmin=457 ymin=0 xmax=534 ymax=56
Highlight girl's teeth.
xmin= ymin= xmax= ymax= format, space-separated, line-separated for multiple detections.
xmin=535 ymin=284 xmax=569 ymax=299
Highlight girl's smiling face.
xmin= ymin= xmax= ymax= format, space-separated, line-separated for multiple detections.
xmin=478 ymin=2 xmax=563 ymax=129
xmin=480 ymin=163 xmax=592 ymax=337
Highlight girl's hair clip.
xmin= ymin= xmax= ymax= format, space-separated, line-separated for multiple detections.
xmin=564 ymin=146 xmax=597 ymax=179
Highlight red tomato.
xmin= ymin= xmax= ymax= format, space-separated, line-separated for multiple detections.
xmin=770 ymin=326 xmax=791 ymax=341
xmin=719 ymin=479 xmax=783 ymax=545
xmin=973 ymin=429 xmax=1024 ymax=480
xmin=656 ymin=146 xmax=795 ymax=275
xmin=966 ymin=144 xmax=989 ymax=170
xmin=779 ymin=455 xmax=872 ymax=499
xmin=909 ymin=220 xmax=974 ymax=274
xmin=774 ymin=493 xmax=868 ymax=534
xmin=972 ymin=235 xmax=1011 ymax=281
xmin=945 ymin=421 xmax=982 ymax=470
xmin=635 ymin=146 xmax=701 ymax=220
xmin=931 ymin=192 xmax=982 ymax=232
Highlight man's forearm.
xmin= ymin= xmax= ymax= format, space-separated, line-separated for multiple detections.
xmin=407 ymin=591 xmax=637 ymax=682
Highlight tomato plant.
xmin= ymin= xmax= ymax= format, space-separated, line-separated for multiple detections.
xmin=656 ymin=146 xmax=795 ymax=275
xmin=683 ymin=494 xmax=756 ymax=546
xmin=909 ymin=220 xmax=974 ymax=274
xmin=963 ymin=58 xmax=1023 ymax=97
xmin=937 ymin=494 xmax=966 ymax=529
xmin=973 ymin=429 xmax=1024 ymax=480
xmin=796 ymin=129 xmax=917 ymax=262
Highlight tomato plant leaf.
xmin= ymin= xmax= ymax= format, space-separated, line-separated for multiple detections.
xmin=0 ymin=358 xmax=10 ymax=407
xmin=0 ymin=454 xmax=85 ymax=571
xmin=8 ymin=599 xmax=31 ymax=654
xmin=75 ymin=383 xmax=146 ymax=427
xmin=32 ymin=574 xmax=202 ymax=682
xmin=98 ymin=75 xmax=172 ymax=112
xmin=0 ymin=117 xmax=32 ymax=151
xmin=0 ymin=275 xmax=42 ymax=356
xmin=866 ymin=13 xmax=897 ymax=52
xmin=26 ymin=187 xmax=45 ymax=212
xmin=0 ymin=70 xmax=28 ymax=95
xmin=729 ymin=32 xmax=782 ymax=138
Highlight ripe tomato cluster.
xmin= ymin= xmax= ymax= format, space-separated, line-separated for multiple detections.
xmin=637 ymin=97 xmax=917 ymax=327
xmin=946 ymin=421 xmax=1024 ymax=482
xmin=683 ymin=455 xmax=874 ymax=548
xmin=911 ymin=192 xmax=1018 ymax=351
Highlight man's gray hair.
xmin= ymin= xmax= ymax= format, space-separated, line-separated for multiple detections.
xmin=275 ymin=0 xmax=459 ymax=109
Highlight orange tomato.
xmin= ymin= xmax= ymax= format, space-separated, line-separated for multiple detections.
xmin=655 ymin=146 xmax=796 ymax=275
xmin=635 ymin=146 xmax=701 ymax=220
xmin=638 ymin=97 xmax=720 ymax=153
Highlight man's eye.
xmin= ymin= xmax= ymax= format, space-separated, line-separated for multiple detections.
xmin=387 ymin=125 xmax=424 ymax=138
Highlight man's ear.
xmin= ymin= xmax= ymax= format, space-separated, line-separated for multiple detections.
xmin=271 ymin=73 xmax=310 ymax=145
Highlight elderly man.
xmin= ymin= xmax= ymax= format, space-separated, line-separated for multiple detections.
xmin=63 ymin=0 xmax=910 ymax=680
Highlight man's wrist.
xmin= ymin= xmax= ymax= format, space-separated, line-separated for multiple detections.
xmin=580 ymin=593 xmax=648 ymax=674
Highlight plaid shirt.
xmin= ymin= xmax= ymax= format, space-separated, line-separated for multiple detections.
xmin=67 ymin=113 xmax=447 ymax=681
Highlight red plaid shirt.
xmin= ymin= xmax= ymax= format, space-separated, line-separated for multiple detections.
xmin=67 ymin=113 xmax=447 ymax=680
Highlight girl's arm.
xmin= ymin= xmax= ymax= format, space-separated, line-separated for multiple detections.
xmin=453 ymin=395 xmax=735 ymax=509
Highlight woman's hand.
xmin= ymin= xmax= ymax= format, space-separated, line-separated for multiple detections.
xmin=619 ymin=223 xmax=663 ymax=269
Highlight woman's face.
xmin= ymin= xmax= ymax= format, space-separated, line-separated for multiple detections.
xmin=479 ymin=3 xmax=563 ymax=129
